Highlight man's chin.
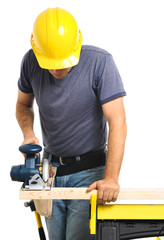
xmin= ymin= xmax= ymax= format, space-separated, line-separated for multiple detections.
xmin=54 ymin=74 xmax=67 ymax=79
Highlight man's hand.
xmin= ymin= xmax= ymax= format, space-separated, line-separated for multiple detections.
xmin=21 ymin=136 xmax=40 ymax=158
xmin=86 ymin=178 xmax=120 ymax=203
xmin=22 ymin=136 xmax=39 ymax=146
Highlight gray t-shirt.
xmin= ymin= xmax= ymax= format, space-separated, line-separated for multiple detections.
xmin=18 ymin=45 xmax=126 ymax=157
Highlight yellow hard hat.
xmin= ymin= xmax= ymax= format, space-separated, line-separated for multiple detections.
xmin=31 ymin=8 xmax=83 ymax=69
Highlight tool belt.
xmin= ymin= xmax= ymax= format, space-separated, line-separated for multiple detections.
xmin=43 ymin=147 xmax=107 ymax=176
xmin=35 ymin=147 xmax=106 ymax=218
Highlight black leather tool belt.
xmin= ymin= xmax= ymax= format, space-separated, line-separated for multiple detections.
xmin=43 ymin=148 xmax=106 ymax=176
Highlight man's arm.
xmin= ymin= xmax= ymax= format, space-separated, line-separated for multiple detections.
xmin=16 ymin=89 xmax=39 ymax=145
xmin=87 ymin=97 xmax=127 ymax=203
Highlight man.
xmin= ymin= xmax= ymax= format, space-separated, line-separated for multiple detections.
xmin=16 ymin=7 xmax=127 ymax=240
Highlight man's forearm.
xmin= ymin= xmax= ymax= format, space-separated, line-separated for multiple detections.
xmin=104 ymin=119 xmax=127 ymax=181
xmin=87 ymin=97 xmax=127 ymax=202
xmin=87 ymin=119 xmax=127 ymax=202
xmin=16 ymin=102 xmax=35 ymax=138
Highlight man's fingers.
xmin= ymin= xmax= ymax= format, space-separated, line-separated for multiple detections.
xmin=97 ymin=189 xmax=104 ymax=203
xmin=112 ymin=190 xmax=119 ymax=202
xmin=106 ymin=190 xmax=119 ymax=203
xmin=86 ymin=181 xmax=97 ymax=192
xmin=87 ymin=180 xmax=120 ymax=203
xmin=20 ymin=137 xmax=40 ymax=159
xmin=22 ymin=136 xmax=40 ymax=146
xmin=102 ymin=189 xmax=109 ymax=202
xmin=22 ymin=153 xmax=26 ymax=158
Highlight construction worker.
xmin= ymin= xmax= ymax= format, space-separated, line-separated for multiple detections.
xmin=16 ymin=7 xmax=127 ymax=240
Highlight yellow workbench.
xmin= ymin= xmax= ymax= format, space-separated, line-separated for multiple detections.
xmin=20 ymin=188 xmax=164 ymax=239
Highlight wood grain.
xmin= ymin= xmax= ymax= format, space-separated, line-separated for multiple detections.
xmin=19 ymin=188 xmax=164 ymax=200
xmin=20 ymin=188 xmax=97 ymax=200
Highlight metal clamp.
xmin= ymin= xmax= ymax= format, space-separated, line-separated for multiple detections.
xmin=59 ymin=157 xmax=66 ymax=166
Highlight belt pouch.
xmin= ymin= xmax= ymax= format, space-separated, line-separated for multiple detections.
xmin=34 ymin=166 xmax=57 ymax=218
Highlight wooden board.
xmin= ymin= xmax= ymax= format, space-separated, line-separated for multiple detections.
xmin=19 ymin=188 xmax=164 ymax=200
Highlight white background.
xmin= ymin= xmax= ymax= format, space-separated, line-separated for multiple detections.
xmin=1 ymin=0 xmax=164 ymax=239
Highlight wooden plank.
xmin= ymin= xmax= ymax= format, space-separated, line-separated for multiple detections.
xmin=20 ymin=188 xmax=97 ymax=200
xmin=19 ymin=188 xmax=164 ymax=200
xmin=118 ymin=189 xmax=164 ymax=200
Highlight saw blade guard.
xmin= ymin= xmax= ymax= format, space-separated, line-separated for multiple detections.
xmin=42 ymin=159 xmax=49 ymax=183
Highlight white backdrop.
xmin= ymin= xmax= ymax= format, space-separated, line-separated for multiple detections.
xmin=1 ymin=0 xmax=164 ymax=239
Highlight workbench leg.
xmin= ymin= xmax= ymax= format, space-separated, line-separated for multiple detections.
xmin=90 ymin=194 xmax=97 ymax=235
xmin=96 ymin=222 xmax=118 ymax=240
xmin=102 ymin=227 xmax=117 ymax=240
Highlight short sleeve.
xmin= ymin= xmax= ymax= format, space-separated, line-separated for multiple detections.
xmin=95 ymin=54 xmax=126 ymax=105
xmin=18 ymin=51 xmax=33 ymax=93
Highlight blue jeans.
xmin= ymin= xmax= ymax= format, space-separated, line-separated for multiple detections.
xmin=45 ymin=165 xmax=105 ymax=240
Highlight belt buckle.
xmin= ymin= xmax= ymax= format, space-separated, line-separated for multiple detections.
xmin=59 ymin=157 xmax=66 ymax=166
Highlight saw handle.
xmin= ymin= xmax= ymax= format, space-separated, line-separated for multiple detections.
xmin=19 ymin=144 xmax=42 ymax=170
xmin=19 ymin=143 xmax=42 ymax=155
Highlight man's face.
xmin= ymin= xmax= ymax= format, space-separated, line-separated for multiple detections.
xmin=48 ymin=67 xmax=72 ymax=79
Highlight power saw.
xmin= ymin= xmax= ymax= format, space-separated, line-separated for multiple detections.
xmin=10 ymin=143 xmax=51 ymax=190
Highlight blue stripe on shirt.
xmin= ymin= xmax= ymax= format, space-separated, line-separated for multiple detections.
xmin=101 ymin=91 xmax=126 ymax=105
